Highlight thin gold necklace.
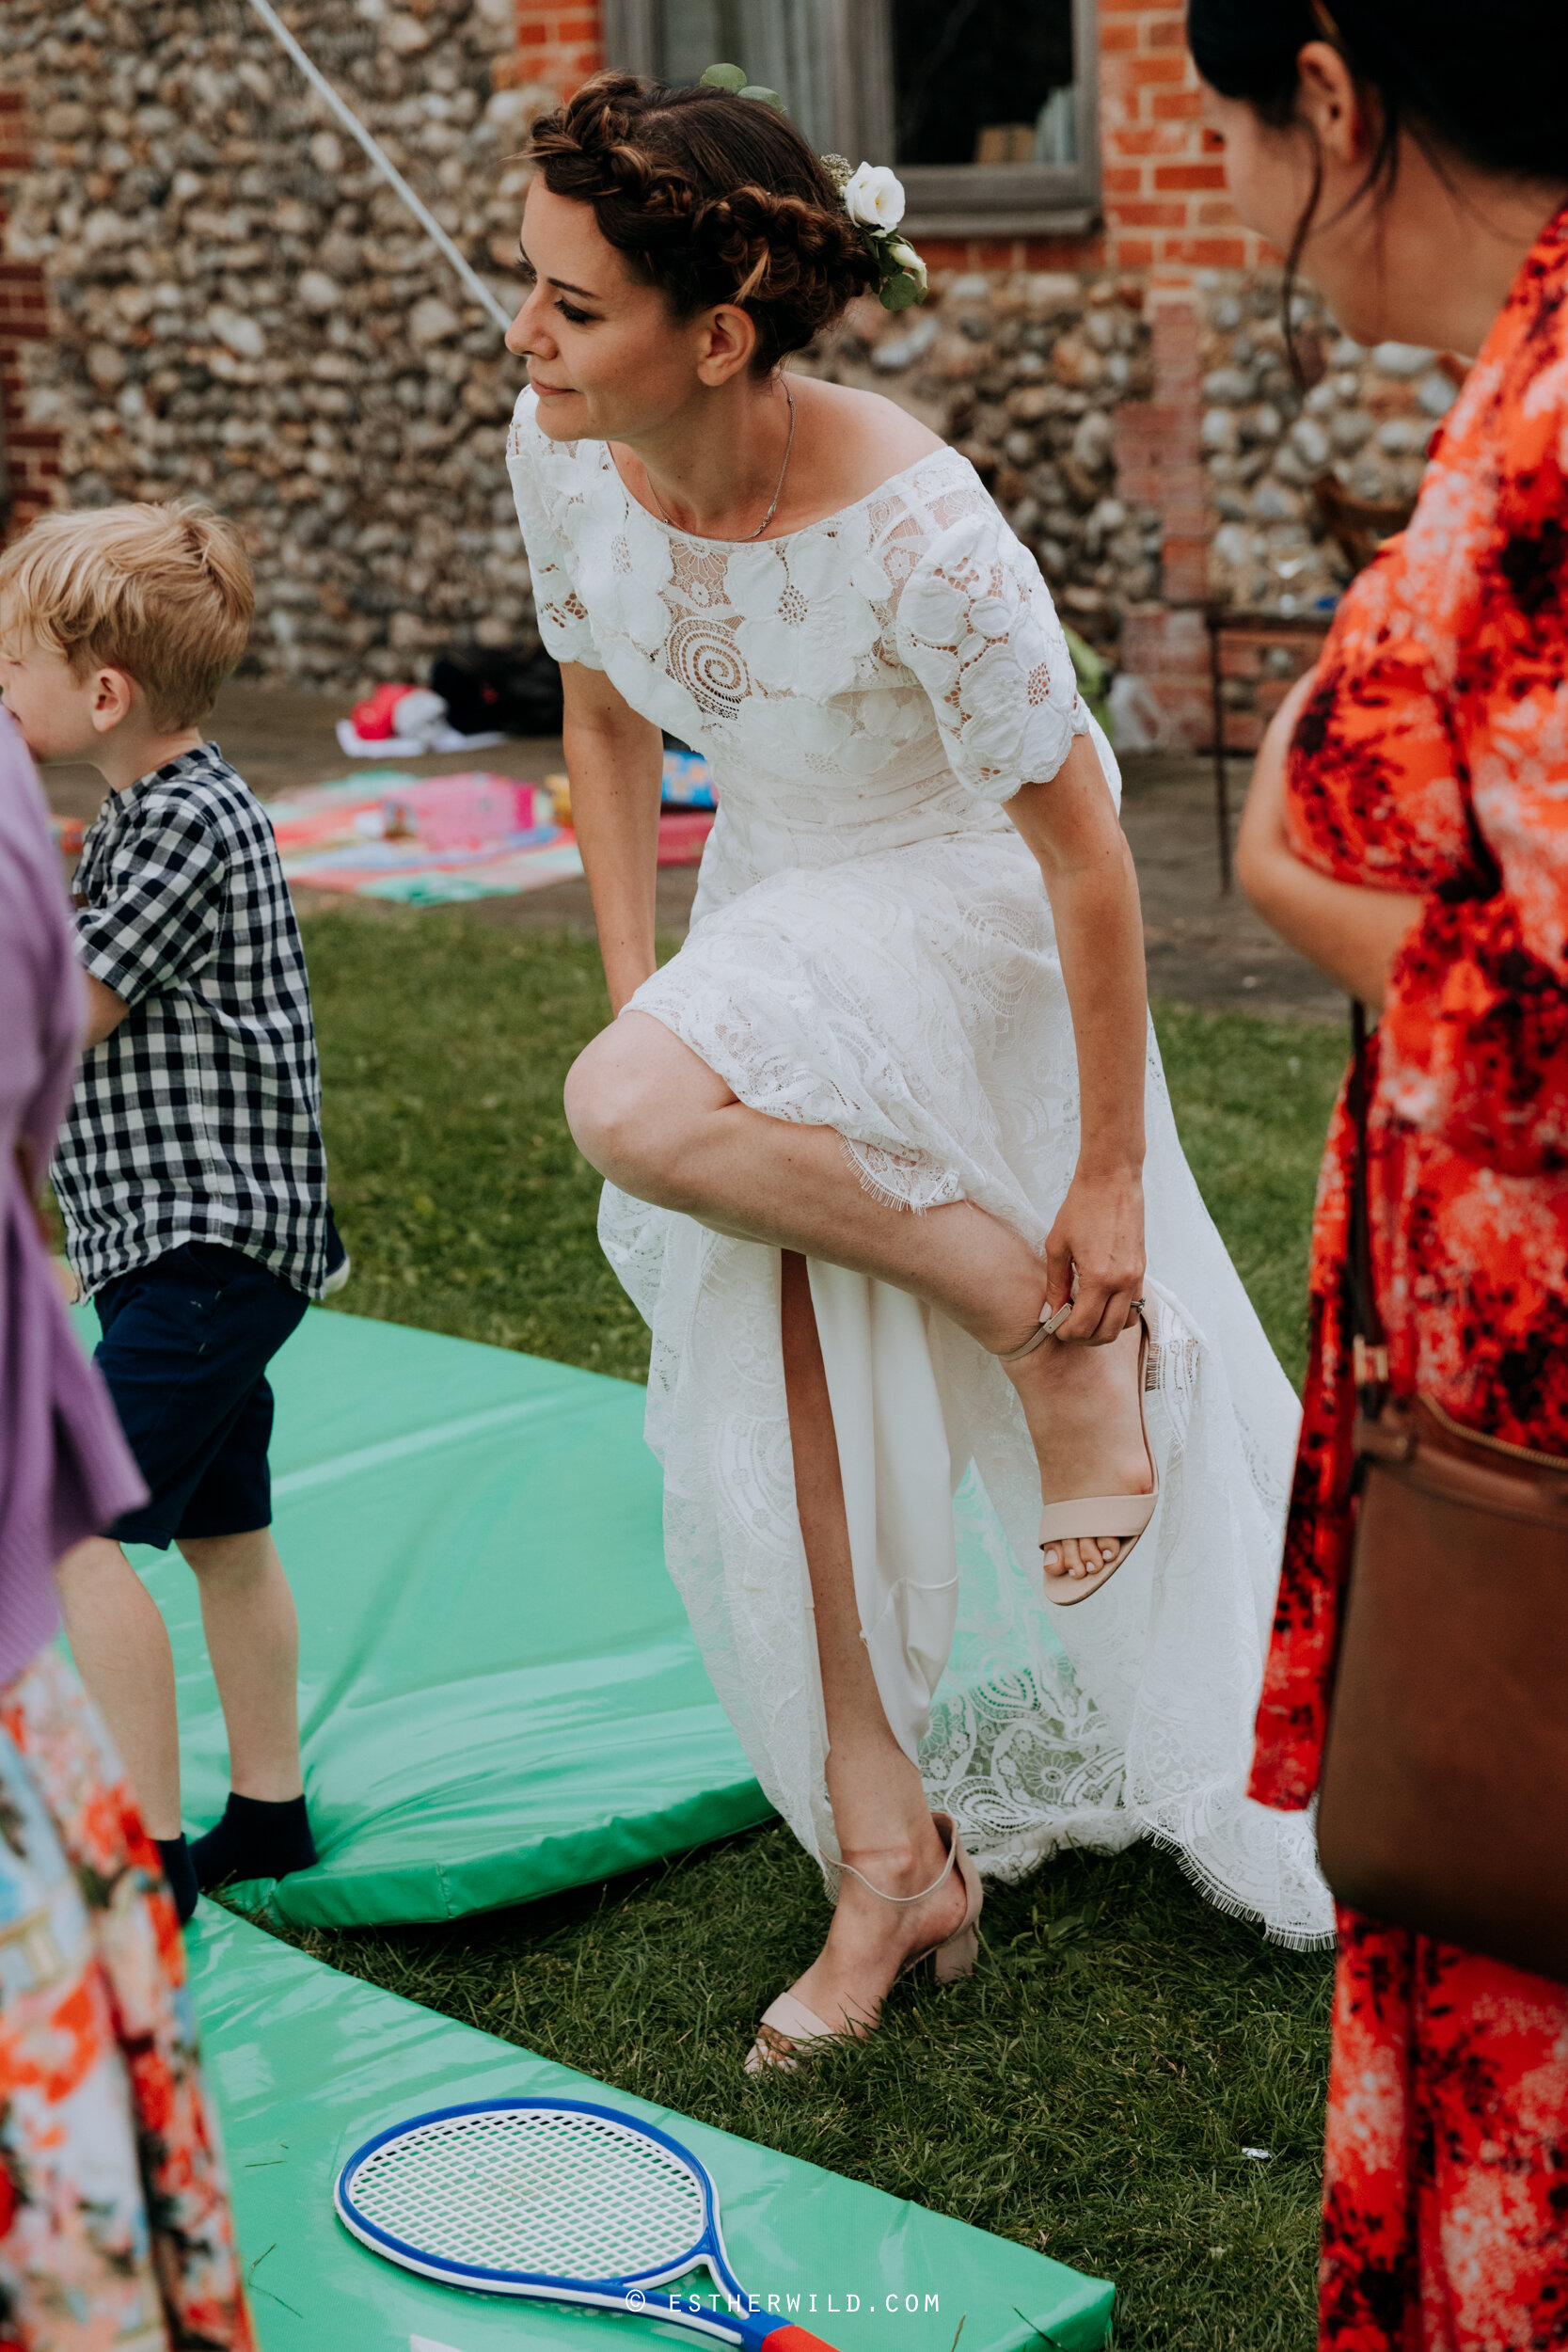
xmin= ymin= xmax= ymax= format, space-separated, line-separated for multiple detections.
xmin=647 ymin=383 xmax=796 ymax=543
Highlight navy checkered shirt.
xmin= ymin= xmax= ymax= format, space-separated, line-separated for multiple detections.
xmin=52 ymin=742 xmax=329 ymax=1300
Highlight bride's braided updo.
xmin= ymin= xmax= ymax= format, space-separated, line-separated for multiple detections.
xmin=529 ymin=72 xmax=879 ymax=370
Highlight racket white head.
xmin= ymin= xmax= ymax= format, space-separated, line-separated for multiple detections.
xmin=336 ymin=2098 xmax=839 ymax=2352
xmin=335 ymin=2100 xmax=714 ymax=2283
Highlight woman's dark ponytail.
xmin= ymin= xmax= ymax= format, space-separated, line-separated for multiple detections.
xmin=1187 ymin=0 xmax=1568 ymax=187
xmin=1187 ymin=0 xmax=1568 ymax=380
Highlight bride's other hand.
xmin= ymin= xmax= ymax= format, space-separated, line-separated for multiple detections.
xmin=1044 ymin=1165 xmax=1147 ymax=1345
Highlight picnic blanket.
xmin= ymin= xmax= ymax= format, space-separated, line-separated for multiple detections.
xmin=272 ymin=760 xmax=715 ymax=905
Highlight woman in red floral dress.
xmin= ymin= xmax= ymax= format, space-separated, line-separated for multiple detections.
xmin=1 ymin=704 xmax=254 ymax=2346
xmin=1191 ymin=0 xmax=1568 ymax=2342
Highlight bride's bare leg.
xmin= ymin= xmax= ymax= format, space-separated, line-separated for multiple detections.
xmin=567 ymin=1011 xmax=1150 ymax=1580
xmin=778 ymin=1254 xmax=969 ymax=2035
xmin=569 ymin=1014 xmax=1040 ymax=1338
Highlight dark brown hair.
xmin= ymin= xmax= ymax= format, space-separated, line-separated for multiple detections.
xmin=1188 ymin=0 xmax=1568 ymax=186
xmin=1188 ymin=0 xmax=1568 ymax=375
xmin=528 ymin=72 xmax=878 ymax=371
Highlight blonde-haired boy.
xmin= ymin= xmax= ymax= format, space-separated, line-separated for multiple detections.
xmin=0 ymin=501 xmax=335 ymax=1922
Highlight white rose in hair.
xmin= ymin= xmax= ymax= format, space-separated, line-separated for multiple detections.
xmin=843 ymin=162 xmax=906 ymax=231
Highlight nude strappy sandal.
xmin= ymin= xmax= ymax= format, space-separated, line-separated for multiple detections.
xmin=744 ymin=1810 xmax=982 ymax=2074
xmin=1025 ymin=1302 xmax=1158 ymax=1608
xmin=1000 ymin=1299 xmax=1074 ymax=1361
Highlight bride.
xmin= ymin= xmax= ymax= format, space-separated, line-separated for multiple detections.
xmin=504 ymin=70 xmax=1330 ymax=2065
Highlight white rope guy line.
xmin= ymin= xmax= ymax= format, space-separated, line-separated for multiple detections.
xmin=240 ymin=0 xmax=515 ymax=333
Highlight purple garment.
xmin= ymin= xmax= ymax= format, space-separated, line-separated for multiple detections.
xmin=0 ymin=709 xmax=146 ymax=1680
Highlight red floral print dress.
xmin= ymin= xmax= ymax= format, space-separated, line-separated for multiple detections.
xmin=1247 ymin=205 xmax=1568 ymax=2348
xmin=0 ymin=1648 xmax=254 ymax=2350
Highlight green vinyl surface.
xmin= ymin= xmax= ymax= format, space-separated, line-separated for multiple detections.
xmin=78 ymin=1303 xmax=771 ymax=1926
xmin=187 ymin=1903 xmax=1115 ymax=2351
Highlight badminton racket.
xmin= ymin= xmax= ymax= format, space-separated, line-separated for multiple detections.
xmin=334 ymin=2095 xmax=839 ymax=2352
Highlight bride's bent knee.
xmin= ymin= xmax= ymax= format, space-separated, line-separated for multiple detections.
xmin=564 ymin=1025 xmax=690 ymax=1201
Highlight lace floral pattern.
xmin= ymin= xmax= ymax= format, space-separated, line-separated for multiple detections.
xmin=510 ymin=390 xmax=1331 ymax=1948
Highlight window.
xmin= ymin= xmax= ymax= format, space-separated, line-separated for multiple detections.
xmin=636 ymin=3 xmax=836 ymax=151
xmin=604 ymin=0 xmax=1099 ymax=230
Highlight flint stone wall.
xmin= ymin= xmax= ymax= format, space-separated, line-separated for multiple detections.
xmin=0 ymin=0 xmax=550 ymax=687
xmin=2 ymin=6 xmax=1457 ymax=707
xmin=1197 ymin=268 xmax=1456 ymax=616
xmin=0 ymin=7 xmax=1160 ymax=691
xmin=820 ymin=266 xmax=1159 ymax=657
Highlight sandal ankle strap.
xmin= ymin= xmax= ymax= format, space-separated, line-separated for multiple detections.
xmin=1000 ymin=1300 xmax=1072 ymax=1363
xmin=838 ymin=1822 xmax=957 ymax=1907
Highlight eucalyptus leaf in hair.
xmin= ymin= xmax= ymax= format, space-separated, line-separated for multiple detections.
xmin=879 ymin=267 xmax=925 ymax=313
xmin=698 ymin=62 xmax=784 ymax=112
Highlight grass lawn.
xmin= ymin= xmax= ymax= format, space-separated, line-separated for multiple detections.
xmin=276 ymin=910 xmax=1350 ymax=2350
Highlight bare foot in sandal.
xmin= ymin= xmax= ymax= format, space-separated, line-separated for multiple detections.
xmin=1001 ymin=1309 xmax=1157 ymax=1598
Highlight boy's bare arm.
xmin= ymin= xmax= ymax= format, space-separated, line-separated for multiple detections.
xmin=84 ymin=975 xmax=129 ymax=1046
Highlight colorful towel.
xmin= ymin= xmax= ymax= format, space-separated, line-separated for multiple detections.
xmin=270 ymin=770 xmax=712 ymax=902
xmin=270 ymin=771 xmax=588 ymax=905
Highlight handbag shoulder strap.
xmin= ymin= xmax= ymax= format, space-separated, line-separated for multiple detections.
xmin=1346 ymin=998 xmax=1390 ymax=1417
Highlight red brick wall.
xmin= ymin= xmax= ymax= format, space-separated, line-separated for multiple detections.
xmin=500 ymin=1 xmax=604 ymax=98
xmin=0 ymin=87 xmax=61 ymax=539
xmin=1100 ymin=0 xmax=1279 ymax=738
xmin=1099 ymin=0 xmax=1268 ymax=278
xmin=1116 ymin=299 xmax=1213 ymax=743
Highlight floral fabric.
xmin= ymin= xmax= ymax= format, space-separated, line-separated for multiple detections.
xmin=1323 ymin=1911 xmax=1568 ymax=2347
xmin=1251 ymin=203 xmax=1568 ymax=1809
xmin=1247 ymin=205 xmax=1568 ymax=2344
xmin=0 ymin=1647 xmax=253 ymax=2351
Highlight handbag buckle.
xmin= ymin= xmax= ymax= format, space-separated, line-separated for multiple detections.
xmin=1355 ymin=1411 xmax=1414 ymax=1464
xmin=1353 ymin=1336 xmax=1389 ymax=1388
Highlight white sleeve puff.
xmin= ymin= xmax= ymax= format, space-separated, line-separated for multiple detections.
xmin=505 ymin=388 xmax=604 ymax=672
xmin=895 ymin=508 xmax=1090 ymax=802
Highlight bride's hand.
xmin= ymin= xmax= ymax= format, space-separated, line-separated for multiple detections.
xmin=1043 ymin=1165 xmax=1146 ymax=1344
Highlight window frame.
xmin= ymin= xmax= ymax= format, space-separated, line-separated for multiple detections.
xmin=602 ymin=0 xmax=1100 ymax=233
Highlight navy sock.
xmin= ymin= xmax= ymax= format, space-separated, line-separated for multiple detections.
xmin=190 ymin=1792 xmax=316 ymax=1892
xmin=156 ymin=1834 xmax=199 ymax=1926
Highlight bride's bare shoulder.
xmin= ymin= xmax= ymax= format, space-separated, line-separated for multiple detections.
xmin=796 ymin=377 xmax=948 ymax=498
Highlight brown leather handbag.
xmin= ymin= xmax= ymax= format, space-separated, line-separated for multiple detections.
xmin=1314 ymin=1007 xmax=1568 ymax=1983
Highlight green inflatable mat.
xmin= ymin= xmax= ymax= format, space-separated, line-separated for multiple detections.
xmin=79 ymin=1303 xmax=772 ymax=1926
xmin=187 ymin=1904 xmax=1114 ymax=2350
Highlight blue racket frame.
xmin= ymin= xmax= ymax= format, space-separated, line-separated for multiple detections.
xmin=335 ymin=2095 xmax=770 ymax=2347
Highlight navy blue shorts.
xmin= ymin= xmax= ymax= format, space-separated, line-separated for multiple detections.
xmin=93 ymin=1243 xmax=309 ymax=1551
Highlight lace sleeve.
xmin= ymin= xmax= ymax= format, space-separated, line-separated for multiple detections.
xmin=506 ymin=389 xmax=604 ymax=672
xmin=895 ymin=509 xmax=1089 ymax=802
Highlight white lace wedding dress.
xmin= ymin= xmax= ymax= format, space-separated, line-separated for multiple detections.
xmin=508 ymin=386 xmax=1333 ymax=1948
